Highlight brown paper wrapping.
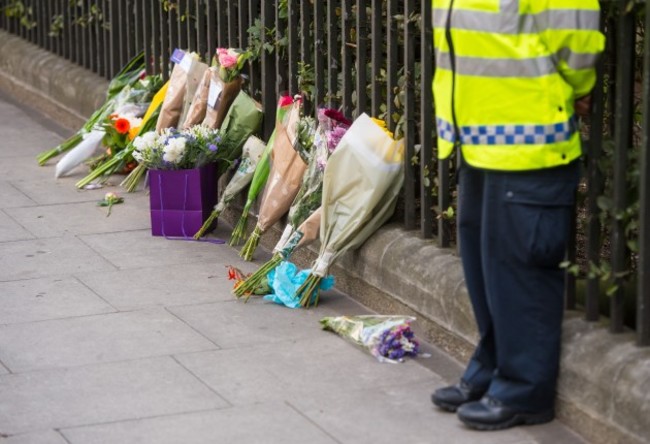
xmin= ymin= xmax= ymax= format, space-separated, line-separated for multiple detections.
xmin=181 ymin=64 xmax=211 ymax=129
xmin=256 ymin=104 xmax=308 ymax=232
xmin=202 ymin=70 xmax=243 ymax=130
xmin=177 ymin=61 xmax=208 ymax=129
xmin=155 ymin=62 xmax=188 ymax=131
xmin=296 ymin=207 xmax=321 ymax=248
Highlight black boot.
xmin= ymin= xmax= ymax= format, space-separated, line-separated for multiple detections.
xmin=457 ymin=396 xmax=554 ymax=430
xmin=431 ymin=381 xmax=485 ymax=413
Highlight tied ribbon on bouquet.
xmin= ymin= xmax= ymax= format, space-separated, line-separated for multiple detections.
xmin=294 ymin=114 xmax=405 ymax=308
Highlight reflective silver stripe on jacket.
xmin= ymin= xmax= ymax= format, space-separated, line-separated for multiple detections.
xmin=434 ymin=50 xmax=600 ymax=77
xmin=433 ymin=8 xmax=599 ymax=35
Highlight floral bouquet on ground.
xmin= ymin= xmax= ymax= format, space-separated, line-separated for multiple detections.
xmin=233 ymin=108 xmax=351 ymax=298
xmin=193 ymin=135 xmax=266 ymax=239
xmin=320 ymin=315 xmax=419 ymax=363
xmin=228 ymin=94 xmax=295 ymax=246
xmin=74 ymin=81 xmax=167 ymax=190
xmin=295 ymin=114 xmax=405 ymax=308
xmin=130 ymin=125 xmax=227 ymax=171
xmin=237 ymin=98 xmax=307 ymax=261
xmin=37 ymin=52 xmax=146 ymax=166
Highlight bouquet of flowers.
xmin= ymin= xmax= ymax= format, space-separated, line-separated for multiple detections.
xmin=156 ymin=49 xmax=201 ymax=131
xmin=131 ymin=125 xmax=227 ymax=171
xmin=295 ymin=114 xmax=405 ymax=307
xmin=320 ymin=315 xmax=419 ymax=363
xmin=215 ymin=48 xmax=251 ymax=82
xmin=237 ymin=98 xmax=307 ymax=261
xmin=74 ymin=81 xmax=167 ymax=189
xmin=54 ymin=74 xmax=163 ymax=179
xmin=233 ymin=108 xmax=351 ymax=297
xmin=228 ymin=94 xmax=295 ymax=246
xmin=37 ymin=52 xmax=146 ymax=166
xmin=193 ymin=135 xmax=266 ymax=239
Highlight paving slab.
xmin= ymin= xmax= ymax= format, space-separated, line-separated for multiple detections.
xmin=61 ymin=403 xmax=338 ymax=444
xmin=78 ymin=227 xmax=248 ymax=270
xmin=175 ymin=336 xmax=435 ymax=407
xmin=77 ymin=262 xmax=236 ymax=310
xmin=0 ymin=308 xmax=218 ymax=372
xmin=6 ymin=198 xmax=151 ymax=238
xmin=0 ymin=182 xmax=35 ymax=208
xmin=0 ymin=430 xmax=68 ymax=444
xmin=0 ymin=210 xmax=34 ymax=243
xmin=0 ymin=357 xmax=228 ymax=435
xmin=0 ymin=235 xmax=116 ymax=282
xmin=0 ymin=277 xmax=115 ymax=325
xmin=0 ymin=159 xmax=57 ymax=182
xmin=169 ymin=297 xmax=355 ymax=349
xmin=9 ymin=178 xmax=109 ymax=206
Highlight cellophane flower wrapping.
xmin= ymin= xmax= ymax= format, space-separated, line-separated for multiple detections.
xmin=202 ymin=66 xmax=243 ymax=130
xmin=263 ymin=261 xmax=335 ymax=308
xmin=311 ymin=113 xmax=405 ymax=277
xmin=177 ymin=60 xmax=209 ymax=127
xmin=37 ymin=52 xmax=146 ymax=165
xmin=181 ymin=67 xmax=212 ymax=129
xmin=275 ymin=108 xmax=351 ymax=254
xmin=156 ymin=49 xmax=200 ymax=131
xmin=320 ymin=315 xmax=419 ymax=363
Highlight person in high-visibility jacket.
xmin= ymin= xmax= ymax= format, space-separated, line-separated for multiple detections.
xmin=430 ymin=0 xmax=605 ymax=431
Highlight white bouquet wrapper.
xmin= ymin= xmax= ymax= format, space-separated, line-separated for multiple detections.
xmin=55 ymin=130 xmax=105 ymax=178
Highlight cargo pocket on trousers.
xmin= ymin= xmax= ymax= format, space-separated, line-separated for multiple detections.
xmin=503 ymin=178 xmax=576 ymax=268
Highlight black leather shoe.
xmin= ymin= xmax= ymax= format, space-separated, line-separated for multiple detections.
xmin=457 ymin=396 xmax=554 ymax=430
xmin=431 ymin=381 xmax=485 ymax=413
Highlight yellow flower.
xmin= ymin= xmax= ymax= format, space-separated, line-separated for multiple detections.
xmin=371 ymin=117 xmax=394 ymax=139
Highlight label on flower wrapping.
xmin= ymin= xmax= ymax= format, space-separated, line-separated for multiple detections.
xmin=207 ymin=80 xmax=223 ymax=109
xmin=170 ymin=48 xmax=185 ymax=64
xmin=273 ymin=225 xmax=295 ymax=253
xmin=312 ymin=251 xmax=334 ymax=277
xmin=179 ymin=53 xmax=193 ymax=73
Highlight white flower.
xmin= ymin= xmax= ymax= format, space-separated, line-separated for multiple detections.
xmin=163 ymin=137 xmax=187 ymax=163
xmin=133 ymin=131 xmax=158 ymax=151
xmin=132 ymin=150 xmax=144 ymax=162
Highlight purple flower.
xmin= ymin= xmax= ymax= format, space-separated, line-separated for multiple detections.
xmin=208 ymin=144 xmax=218 ymax=152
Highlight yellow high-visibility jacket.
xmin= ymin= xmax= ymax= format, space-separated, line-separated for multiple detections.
xmin=432 ymin=0 xmax=605 ymax=171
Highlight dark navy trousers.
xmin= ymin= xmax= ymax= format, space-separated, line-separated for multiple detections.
xmin=457 ymin=161 xmax=580 ymax=413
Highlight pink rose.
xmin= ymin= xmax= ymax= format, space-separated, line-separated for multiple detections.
xmin=218 ymin=52 xmax=238 ymax=69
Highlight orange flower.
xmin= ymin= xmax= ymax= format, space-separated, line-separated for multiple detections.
xmin=114 ymin=118 xmax=131 ymax=134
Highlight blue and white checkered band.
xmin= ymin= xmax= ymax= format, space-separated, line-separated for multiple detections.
xmin=436 ymin=116 xmax=578 ymax=145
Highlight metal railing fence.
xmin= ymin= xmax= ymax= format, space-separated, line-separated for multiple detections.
xmin=1 ymin=0 xmax=649 ymax=346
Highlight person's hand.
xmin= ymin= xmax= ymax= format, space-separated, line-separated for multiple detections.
xmin=574 ymin=95 xmax=591 ymax=118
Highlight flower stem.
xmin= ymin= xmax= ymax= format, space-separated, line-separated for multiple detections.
xmin=120 ymin=163 xmax=147 ymax=193
xmin=235 ymin=253 xmax=282 ymax=298
xmin=229 ymin=203 xmax=252 ymax=246
xmin=296 ymin=274 xmax=322 ymax=308
xmin=193 ymin=209 xmax=221 ymax=239
xmin=239 ymin=225 xmax=263 ymax=261
xmin=37 ymin=133 xmax=84 ymax=166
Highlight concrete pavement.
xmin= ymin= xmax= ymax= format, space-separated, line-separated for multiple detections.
xmin=0 ymin=89 xmax=589 ymax=443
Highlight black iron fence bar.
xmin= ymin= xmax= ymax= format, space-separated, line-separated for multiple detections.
xmin=206 ymin=0 xmax=217 ymax=63
xmin=287 ymin=0 xmax=299 ymax=96
xmin=341 ymin=0 xmax=353 ymax=117
xmin=327 ymin=0 xmax=338 ymax=108
xmin=403 ymin=0 xmax=416 ymax=230
xmin=585 ymin=35 xmax=607 ymax=321
xmin=88 ymin=0 xmax=96 ymax=73
xmin=188 ymin=0 xmax=198 ymax=53
xmin=108 ymin=0 xmax=119 ymax=78
xmin=356 ymin=0 xmax=368 ymax=117
xmin=638 ymin=0 xmax=650 ymax=346
xmin=386 ymin=0 xmax=398 ymax=132
xmin=275 ymin=3 xmax=287 ymax=94
xmin=150 ymin=0 xmax=161 ymax=78
xmin=370 ymin=0 xmax=381 ymax=117
xmin=227 ymin=0 xmax=236 ymax=46
xmin=176 ymin=1 xmax=186 ymax=54
xmin=248 ymin=0 xmax=262 ymax=99
xmin=314 ymin=1 xmax=325 ymax=107
xmin=81 ymin=0 xmax=89 ymax=70
xmin=143 ymin=2 xmax=152 ymax=76
xmin=238 ymin=0 xmax=248 ymax=51
xmin=37 ymin=1 xmax=45 ymax=49
xmin=610 ymin=0 xmax=636 ymax=334
xmin=160 ymin=1 xmax=170 ymax=80
xmin=420 ymin=0 xmax=434 ymax=239
xmin=216 ymin=1 xmax=227 ymax=49
xmin=196 ymin=0 xmax=207 ymax=60
xmin=56 ymin=0 xmax=64 ymax=58
xmin=301 ymin=0 xmax=313 ymax=97
xmin=134 ymin=0 xmax=143 ymax=60
xmin=260 ymin=0 xmax=276 ymax=139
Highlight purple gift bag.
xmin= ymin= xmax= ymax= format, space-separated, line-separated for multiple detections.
xmin=149 ymin=164 xmax=218 ymax=237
